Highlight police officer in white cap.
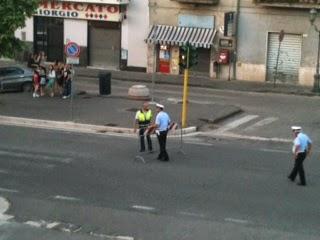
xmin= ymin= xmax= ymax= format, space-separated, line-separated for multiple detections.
xmin=148 ymin=103 xmax=171 ymax=161
xmin=288 ymin=126 xmax=312 ymax=186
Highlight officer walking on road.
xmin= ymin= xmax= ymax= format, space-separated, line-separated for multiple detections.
xmin=134 ymin=102 xmax=153 ymax=153
xmin=288 ymin=126 xmax=312 ymax=186
xmin=148 ymin=103 xmax=171 ymax=161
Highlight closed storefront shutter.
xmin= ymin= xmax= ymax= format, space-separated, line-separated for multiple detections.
xmin=267 ymin=33 xmax=302 ymax=83
xmin=88 ymin=21 xmax=120 ymax=69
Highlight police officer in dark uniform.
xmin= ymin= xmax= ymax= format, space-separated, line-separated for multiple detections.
xmin=134 ymin=102 xmax=153 ymax=152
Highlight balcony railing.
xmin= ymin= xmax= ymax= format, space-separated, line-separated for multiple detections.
xmin=172 ymin=0 xmax=219 ymax=5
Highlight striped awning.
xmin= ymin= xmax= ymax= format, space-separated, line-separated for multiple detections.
xmin=145 ymin=25 xmax=216 ymax=49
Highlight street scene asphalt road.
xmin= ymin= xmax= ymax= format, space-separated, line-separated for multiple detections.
xmin=0 ymin=68 xmax=320 ymax=239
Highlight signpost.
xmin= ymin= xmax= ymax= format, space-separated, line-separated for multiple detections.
xmin=274 ymin=30 xmax=284 ymax=88
xmin=65 ymin=41 xmax=80 ymax=121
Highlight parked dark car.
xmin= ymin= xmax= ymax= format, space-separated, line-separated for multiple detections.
xmin=0 ymin=66 xmax=33 ymax=92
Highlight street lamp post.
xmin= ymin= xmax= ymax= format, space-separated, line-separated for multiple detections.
xmin=309 ymin=8 xmax=320 ymax=92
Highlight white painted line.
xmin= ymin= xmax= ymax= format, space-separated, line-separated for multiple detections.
xmin=46 ymin=222 xmax=60 ymax=229
xmin=260 ymin=148 xmax=288 ymax=154
xmin=244 ymin=117 xmax=278 ymax=132
xmin=208 ymin=132 xmax=291 ymax=143
xmin=131 ymin=205 xmax=155 ymax=211
xmin=179 ymin=211 xmax=205 ymax=218
xmin=215 ymin=115 xmax=259 ymax=134
xmin=225 ymin=218 xmax=249 ymax=224
xmin=184 ymin=141 xmax=213 ymax=146
xmin=0 ymin=150 xmax=72 ymax=164
xmin=24 ymin=220 xmax=45 ymax=228
xmin=0 ymin=187 xmax=19 ymax=193
xmin=0 ymin=169 xmax=9 ymax=174
xmin=90 ymin=232 xmax=134 ymax=240
xmin=0 ymin=197 xmax=9 ymax=215
xmin=53 ymin=195 xmax=81 ymax=202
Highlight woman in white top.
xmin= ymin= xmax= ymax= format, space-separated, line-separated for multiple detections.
xmin=47 ymin=65 xmax=56 ymax=97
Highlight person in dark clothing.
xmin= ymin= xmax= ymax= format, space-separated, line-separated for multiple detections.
xmin=62 ymin=64 xmax=72 ymax=99
xmin=288 ymin=126 xmax=312 ymax=186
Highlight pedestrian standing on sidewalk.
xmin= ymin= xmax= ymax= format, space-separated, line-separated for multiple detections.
xmin=134 ymin=102 xmax=153 ymax=153
xmin=148 ymin=104 xmax=171 ymax=161
xmin=288 ymin=126 xmax=312 ymax=186
xmin=32 ymin=68 xmax=40 ymax=98
xmin=62 ymin=64 xmax=72 ymax=99
xmin=39 ymin=66 xmax=47 ymax=96
xmin=47 ymin=65 xmax=56 ymax=97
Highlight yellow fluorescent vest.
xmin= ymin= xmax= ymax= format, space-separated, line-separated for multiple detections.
xmin=138 ymin=110 xmax=152 ymax=124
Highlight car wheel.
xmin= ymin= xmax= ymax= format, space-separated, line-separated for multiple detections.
xmin=22 ymin=82 xmax=33 ymax=93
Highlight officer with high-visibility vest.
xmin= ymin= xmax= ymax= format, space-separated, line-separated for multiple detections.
xmin=134 ymin=102 xmax=153 ymax=152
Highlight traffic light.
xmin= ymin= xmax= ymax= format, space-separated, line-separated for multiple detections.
xmin=189 ymin=45 xmax=198 ymax=68
xmin=179 ymin=45 xmax=188 ymax=69
xmin=180 ymin=44 xmax=198 ymax=70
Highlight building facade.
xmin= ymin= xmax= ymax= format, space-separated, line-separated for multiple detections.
xmin=147 ymin=0 xmax=320 ymax=86
xmin=146 ymin=0 xmax=237 ymax=78
xmin=15 ymin=0 xmax=149 ymax=71
xmin=238 ymin=0 xmax=320 ymax=86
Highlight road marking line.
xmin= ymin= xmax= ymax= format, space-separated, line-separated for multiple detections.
xmin=225 ymin=218 xmax=249 ymax=224
xmin=0 ymin=150 xmax=72 ymax=164
xmin=179 ymin=211 xmax=205 ymax=218
xmin=90 ymin=232 xmax=134 ymax=240
xmin=24 ymin=220 xmax=45 ymax=228
xmin=244 ymin=117 xmax=278 ymax=132
xmin=53 ymin=195 xmax=81 ymax=202
xmin=132 ymin=205 xmax=155 ymax=211
xmin=46 ymin=222 xmax=60 ymax=229
xmin=215 ymin=115 xmax=258 ymax=134
xmin=260 ymin=148 xmax=288 ymax=154
xmin=0 ymin=187 xmax=19 ymax=193
xmin=0 ymin=169 xmax=9 ymax=174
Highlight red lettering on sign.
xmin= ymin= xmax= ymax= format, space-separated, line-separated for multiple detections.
xmin=50 ymin=1 xmax=59 ymax=10
xmin=107 ymin=6 xmax=118 ymax=13
xmin=39 ymin=0 xmax=48 ymax=8
xmin=85 ymin=4 xmax=95 ymax=12
xmin=62 ymin=2 xmax=72 ymax=10
xmin=97 ymin=5 xmax=103 ymax=13
xmin=74 ymin=3 xmax=84 ymax=11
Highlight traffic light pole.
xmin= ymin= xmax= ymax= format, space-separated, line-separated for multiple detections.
xmin=181 ymin=46 xmax=190 ymax=128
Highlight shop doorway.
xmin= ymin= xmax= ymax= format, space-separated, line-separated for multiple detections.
xmin=34 ymin=17 xmax=64 ymax=62
xmin=88 ymin=21 xmax=121 ymax=69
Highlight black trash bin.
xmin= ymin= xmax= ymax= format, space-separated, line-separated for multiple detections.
xmin=99 ymin=71 xmax=111 ymax=95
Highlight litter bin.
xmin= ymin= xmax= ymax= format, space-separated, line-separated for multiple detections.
xmin=99 ymin=71 xmax=111 ymax=95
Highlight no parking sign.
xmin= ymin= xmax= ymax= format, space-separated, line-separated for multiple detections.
xmin=65 ymin=41 xmax=80 ymax=64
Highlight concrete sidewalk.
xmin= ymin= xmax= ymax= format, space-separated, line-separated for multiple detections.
xmin=75 ymin=66 xmax=316 ymax=97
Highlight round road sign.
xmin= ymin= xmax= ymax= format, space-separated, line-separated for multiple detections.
xmin=65 ymin=42 xmax=80 ymax=58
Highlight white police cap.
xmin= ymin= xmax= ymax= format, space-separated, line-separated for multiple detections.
xmin=291 ymin=126 xmax=302 ymax=131
xmin=156 ymin=103 xmax=164 ymax=109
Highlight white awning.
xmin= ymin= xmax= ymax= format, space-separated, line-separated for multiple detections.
xmin=146 ymin=25 xmax=216 ymax=49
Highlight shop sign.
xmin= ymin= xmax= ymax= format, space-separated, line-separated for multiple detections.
xmin=35 ymin=1 xmax=122 ymax=22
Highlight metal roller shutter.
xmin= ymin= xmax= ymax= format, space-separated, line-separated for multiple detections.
xmin=89 ymin=21 xmax=120 ymax=69
xmin=266 ymin=33 xmax=302 ymax=83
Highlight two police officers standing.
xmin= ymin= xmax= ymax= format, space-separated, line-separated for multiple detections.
xmin=134 ymin=102 xmax=171 ymax=161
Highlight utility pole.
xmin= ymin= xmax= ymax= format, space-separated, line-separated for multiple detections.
xmin=181 ymin=43 xmax=198 ymax=128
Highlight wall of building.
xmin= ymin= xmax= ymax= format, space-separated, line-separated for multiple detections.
xmin=237 ymin=2 xmax=319 ymax=85
xmin=125 ymin=0 xmax=149 ymax=69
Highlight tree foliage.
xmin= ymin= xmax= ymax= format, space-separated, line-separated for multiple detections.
xmin=0 ymin=0 xmax=39 ymax=58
